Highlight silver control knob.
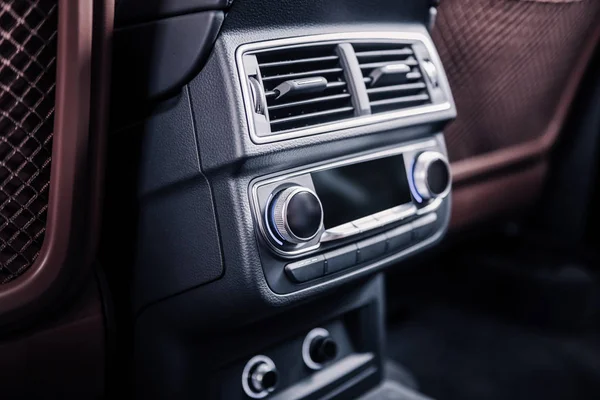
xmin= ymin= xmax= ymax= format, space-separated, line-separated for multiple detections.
xmin=242 ymin=356 xmax=278 ymax=398
xmin=268 ymin=186 xmax=323 ymax=245
xmin=412 ymin=151 xmax=451 ymax=201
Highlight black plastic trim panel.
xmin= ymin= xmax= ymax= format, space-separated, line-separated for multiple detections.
xmin=111 ymin=11 xmax=224 ymax=126
xmin=115 ymin=0 xmax=231 ymax=26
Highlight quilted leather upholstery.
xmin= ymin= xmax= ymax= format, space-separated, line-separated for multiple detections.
xmin=0 ymin=0 xmax=57 ymax=283
xmin=433 ymin=0 xmax=600 ymax=162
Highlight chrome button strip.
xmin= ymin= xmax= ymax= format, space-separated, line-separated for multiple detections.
xmin=351 ymin=216 xmax=381 ymax=232
xmin=373 ymin=203 xmax=418 ymax=225
xmin=320 ymin=203 xmax=418 ymax=243
xmin=319 ymin=223 xmax=360 ymax=243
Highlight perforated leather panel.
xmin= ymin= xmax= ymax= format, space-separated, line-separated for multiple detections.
xmin=0 ymin=1 xmax=57 ymax=283
xmin=433 ymin=0 xmax=600 ymax=162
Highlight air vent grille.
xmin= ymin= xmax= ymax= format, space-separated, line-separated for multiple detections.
xmin=255 ymin=45 xmax=354 ymax=133
xmin=240 ymin=35 xmax=452 ymax=142
xmin=353 ymin=43 xmax=431 ymax=114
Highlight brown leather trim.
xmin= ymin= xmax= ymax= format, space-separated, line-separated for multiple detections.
xmin=451 ymin=161 xmax=548 ymax=230
xmin=517 ymin=0 xmax=582 ymax=3
xmin=89 ymin=0 xmax=114 ymax=262
xmin=451 ymin=23 xmax=600 ymax=184
xmin=0 ymin=1 xmax=113 ymax=322
xmin=0 ymin=281 xmax=105 ymax=398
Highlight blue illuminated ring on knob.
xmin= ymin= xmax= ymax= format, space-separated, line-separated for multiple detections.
xmin=412 ymin=151 xmax=451 ymax=201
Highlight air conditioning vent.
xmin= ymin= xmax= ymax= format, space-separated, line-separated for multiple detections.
xmin=352 ymin=43 xmax=431 ymax=114
xmin=254 ymin=45 xmax=354 ymax=133
xmin=239 ymin=34 xmax=452 ymax=143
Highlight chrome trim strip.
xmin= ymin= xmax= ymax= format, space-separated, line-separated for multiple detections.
xmin=373 ymin=203 xmax=418 ymax=225
xmin=321 ymin=203 xmax=418 ymax=243
xmin=417 ymin=197 xmax=443 ymax=216
xmin=412 ymin=212 xmax=437 ymax=229
xmin=320 ymin=223 xmax=360 ymax=243
xmin=236 ymin=31 xmax=453 ymax=144
xmin=251 ymin=139 xmax=442 ymax=258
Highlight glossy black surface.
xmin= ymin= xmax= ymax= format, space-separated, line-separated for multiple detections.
xmin=427 ymin=158 xmax=450 ymax=195
xmin=310 ymin=337 xmax=338 ymax=364
xmin=286 ymin=191 xmax=323 ymax=239
xmin=312 ymin=154 xmax=412 ymax=229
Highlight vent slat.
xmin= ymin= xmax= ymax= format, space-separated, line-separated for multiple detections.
xmin=359 ymin=59 xmax=418 ymax=69
xmin=265 ymin=81 xmax=347 ymax=99
xmin=406 ymin=71 xmax=422 ymax=80
xmin=363 ymin=71 xmax=422 ymax=85
xmin=355 ymin=49 xmax=413 ymax=58
xmin=259 ymin=55 xmax=339 ymax=68
xmin=261 ymin=68 xmax=344 ymax=82
xmin=366 ymin=82 xmax=427 ymax=95
xmin=369 ymin=94 xmax=430 ymax=108
xmin=268 ymin=93 xmax=352 ymax=111
xmin=270 ymin=107 xmax=354 ymax=126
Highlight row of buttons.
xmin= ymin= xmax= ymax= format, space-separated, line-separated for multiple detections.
xmin=285 ymin=213 xmax=438 ymax=283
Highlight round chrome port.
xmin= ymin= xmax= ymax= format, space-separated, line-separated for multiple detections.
xmin=302 ymin=328 xmax=338 ymax=370
xmin=242 ymin=355 xmax=278 ymax=398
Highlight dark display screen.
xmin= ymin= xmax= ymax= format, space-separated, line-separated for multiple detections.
xmin=311 ymin=154 xmax=412 ymax=229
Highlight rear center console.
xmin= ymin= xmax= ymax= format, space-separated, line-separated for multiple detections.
xmin=239 ymin=31 xmax=453 ymax=297
xmin=128 ymin=1 xmax=455 ymax=399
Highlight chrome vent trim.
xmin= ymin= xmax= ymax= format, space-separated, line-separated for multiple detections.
xmin=237 ymin=32 xmax=454 ymax=144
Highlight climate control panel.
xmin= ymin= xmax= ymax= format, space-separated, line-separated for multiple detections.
xmin=250 ymin=135 xmax=451 ymax=293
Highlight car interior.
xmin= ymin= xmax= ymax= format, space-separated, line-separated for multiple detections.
xmin=1 ymin=0 xmax=600 ymax=399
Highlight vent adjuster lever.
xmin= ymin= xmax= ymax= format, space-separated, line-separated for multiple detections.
xmin=369 ymin=64 xmax=411 ymax=87
xmin=273 ymin=77 xmax=328 ymax=100
xmin=428 ymin=0 xmax=441 ymax=32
